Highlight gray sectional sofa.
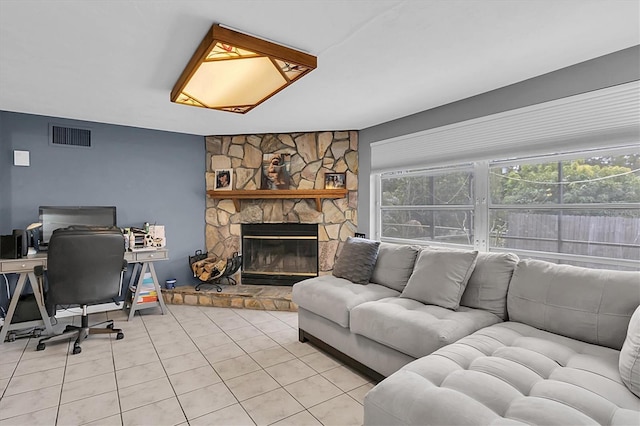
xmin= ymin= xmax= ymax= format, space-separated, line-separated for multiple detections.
xmin=292 ymin=238 xmax=640 ymax=425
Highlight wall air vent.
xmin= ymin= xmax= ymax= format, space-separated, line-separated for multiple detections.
xmin=49 ymin=124 xmax=92 ymax=148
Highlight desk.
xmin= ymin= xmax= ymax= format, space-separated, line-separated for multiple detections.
xmin=0 ymin=254 xmax=52 ymax=344
xmin=0 ymin=248 xmax=169 ymax=344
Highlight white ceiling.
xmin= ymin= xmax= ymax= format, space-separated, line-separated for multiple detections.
xmin=0 ymin=1 xmax=638 ymax=136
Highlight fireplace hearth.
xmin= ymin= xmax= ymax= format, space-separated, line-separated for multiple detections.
xmin=242 ymin=223 xmax=318 ymax=286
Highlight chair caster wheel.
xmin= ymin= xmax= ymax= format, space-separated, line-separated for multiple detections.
xmin=37 ymin=342 xmax=45 ymax=351
xmin=116 ymin=332 xmax=124 ymax=340
xmin=7 ymin=333 xmax=16 ymax=342
xmin=107 ymin=323 xmax=114 ymax=329
xmin=33 ymin=330 xmax=42 ymax=338
xmin=72 ymin=345 xmax=81 ymax=355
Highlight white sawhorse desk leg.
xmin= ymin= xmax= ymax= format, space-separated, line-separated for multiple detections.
xmin=126 ymin=261 xmax=168 ymax=321
xmin=0 ymin=271 xmax=54 ymax=343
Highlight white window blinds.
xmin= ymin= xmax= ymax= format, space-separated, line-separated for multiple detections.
xmin=371 ymin=81 xmax=640 ymax=173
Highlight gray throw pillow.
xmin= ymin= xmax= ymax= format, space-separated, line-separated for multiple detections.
xmin=620 ymin=305 xmax=640 ymax=397
xmin=332 ymin=237 xmax=381 ymax=284
xmin=370 ymin=243 xmax=421 ymax=291
xmin=460 ymin=252 xmax=519 ymax=319
xmin=400 ymin=247 xmax=478 ymax=310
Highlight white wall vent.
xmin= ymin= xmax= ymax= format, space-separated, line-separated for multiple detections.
xmin=49 ymin=124 xmax=92 ymax=148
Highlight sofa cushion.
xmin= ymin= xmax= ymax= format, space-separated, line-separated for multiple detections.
xmin=620 ymin=305 xmax=640 ymax=397
xmin=364 ymin=321 xmax=640 ymax=426
xmin=332 ymin=237 xmax=380 ymax=284
xmin=350 ymin=297 xmax=501 ymax=359
xmin=460 ymin=252 xmax=519 ymax=320
xmin=400 ymin=247 xmax=478 ymax=310
xmin=507 ymin=259 xmax=640 ymax=350
xmin=369 ymin=242 xmax=421 ymax=291
xmin=292 ymin=275 xmax=399 ymax=328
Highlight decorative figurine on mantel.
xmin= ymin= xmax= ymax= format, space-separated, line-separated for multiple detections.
xmin=261 ymin=153 xmax=291 ymax=190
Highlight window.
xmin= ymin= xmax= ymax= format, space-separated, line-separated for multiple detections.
xmin=375 ymin=147 xmax=640 ymax=270
xmin=379 ymin=166 xmax=475 ymax=246
xmin=489 ymin=148 xmax=640 ymax=269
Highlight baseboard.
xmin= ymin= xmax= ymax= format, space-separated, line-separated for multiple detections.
xmin=55 ymin=302 xmax=122 ymax=318
xmin=299 ymin=328 xmax=385 ymax=383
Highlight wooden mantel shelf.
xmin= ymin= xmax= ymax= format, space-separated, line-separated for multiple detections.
xmin=207 ymin=189 xmax=348 ymax=212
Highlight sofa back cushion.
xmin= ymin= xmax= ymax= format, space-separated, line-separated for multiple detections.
xmin=507 ymin=259 xmax=640 ymax=350
xmin=400 ymin=247 xmax=478 ymax=310
xmin=460 ymin=252 xmax=519 ymax=320
xmin=369 ymin=243 xmax=421 ymax=291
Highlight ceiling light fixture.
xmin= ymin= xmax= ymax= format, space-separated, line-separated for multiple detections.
xmin=171 ymin=24 xmax=317 ymax=114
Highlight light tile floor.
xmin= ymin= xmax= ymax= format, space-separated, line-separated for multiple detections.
xmin=0 ymin=305 xmax=374 ymax=426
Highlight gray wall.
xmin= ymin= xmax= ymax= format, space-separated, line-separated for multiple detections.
xmin=0 ymin=115 xmax=9 ymax=232
xmin=0 ymin=111 xmax=205 ymax=309
xmin=358 ymin=46 xmax=640 ymax=235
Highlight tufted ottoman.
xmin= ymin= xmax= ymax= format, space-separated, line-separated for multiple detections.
xmin=364 ymin=321 xmax=640 ymax=425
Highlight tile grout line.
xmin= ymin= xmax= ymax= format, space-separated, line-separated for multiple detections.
xmin=175 ymin=305 xmax=305 ymax=424
xmin=2 ymin=305 xmax=363 ymax=426
xmin=63 ymin=312 xmax=120 ymax=426
xmin=107 ymin=309 xmax=125 ymax=426
xmin=237 ymin=309 xmax=363 ymax=425
xmin=161 ymin=307 xmax=238 ymax=424
xmin=0 ymin=339 xmax=35 ymax=422
xmin=53 ymin=337 xmax=72 ymax=426
xmin=179 ymin=306 xmax=257 ymax=423
xmin=194 ymin=307 xmax=345 ymax=424
xmin=0 ymin=344 xmax=23 ymax=400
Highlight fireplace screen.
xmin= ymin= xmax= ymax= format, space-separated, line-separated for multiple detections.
xmin=242 ymin=223 xmax=318 ymax=286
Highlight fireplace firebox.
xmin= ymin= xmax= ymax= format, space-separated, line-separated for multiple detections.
xmin=241 ymin=223 xmax=318 ymax=286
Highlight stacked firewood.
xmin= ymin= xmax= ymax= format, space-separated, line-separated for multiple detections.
xmin=191 ymin=257 xmax=227 ymax=282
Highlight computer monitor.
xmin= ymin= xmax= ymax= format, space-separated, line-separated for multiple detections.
xmin=39 ymin=206 xmax=117 ymax=247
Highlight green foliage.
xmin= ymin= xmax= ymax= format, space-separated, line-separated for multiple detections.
xmin=381 ymin=171 xmax=473 ymax=242
xmin=381 ymin=153 xmax=640 ymax=244
xmin=382 ymin=172 xmax=472 ymax=206
xmin=491 ymin=155 xmax=640 ymax=205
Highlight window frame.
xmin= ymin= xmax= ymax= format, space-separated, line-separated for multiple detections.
xmin=374 ymin=145 xmax=640 ymax=270
xmin=376 ymin=163 xmax=476 ymax=249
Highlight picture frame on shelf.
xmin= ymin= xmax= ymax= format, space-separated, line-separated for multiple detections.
xmin=324 ymin=172 xmax=346 ymax=189
xmin=214 ymin=169 xmax=233 ymax=190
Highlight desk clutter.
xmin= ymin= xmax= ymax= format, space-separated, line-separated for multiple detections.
xmin=125 ymin=223 xmax=165 ymax=251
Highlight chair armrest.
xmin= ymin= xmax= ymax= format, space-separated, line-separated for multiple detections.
xmin=122 ymin=259 xmax=128 ymax=272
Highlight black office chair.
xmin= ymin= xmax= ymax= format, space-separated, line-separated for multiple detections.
xmin=36 ymin=227 xmax=126 ymax=354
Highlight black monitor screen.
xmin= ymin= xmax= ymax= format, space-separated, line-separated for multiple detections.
xmin=39 ymin=206 xmax=117 ymax=245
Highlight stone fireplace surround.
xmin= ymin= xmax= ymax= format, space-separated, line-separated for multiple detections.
xmin=205 ymin=131 xmax=358 ymax=281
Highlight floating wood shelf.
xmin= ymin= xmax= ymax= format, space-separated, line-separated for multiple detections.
xmin=207 ymin=189 xmax=348 ymax=212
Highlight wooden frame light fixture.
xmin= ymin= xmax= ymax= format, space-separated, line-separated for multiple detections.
xmin=171 ymin=24 xmax=317 ymax=114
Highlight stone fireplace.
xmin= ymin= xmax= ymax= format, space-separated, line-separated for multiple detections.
xmin=205 ymin=131 xmax=358 ymax=279
xmin=242 ymin=223 xmax=318 ymax=286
